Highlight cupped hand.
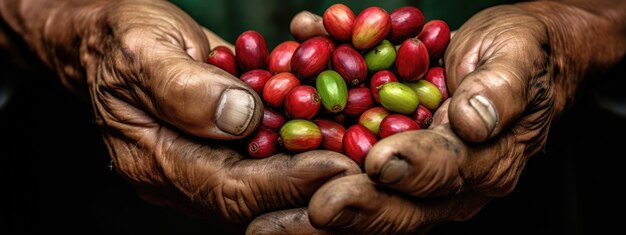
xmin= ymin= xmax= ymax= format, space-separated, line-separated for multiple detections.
xmin=70 ymin=0 xmax=361 ymax=227
xmin=249 ymin=3 xmax=569 ymax=234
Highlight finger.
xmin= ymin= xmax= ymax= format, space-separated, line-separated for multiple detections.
xmin=367 ymin=97 xmax=528 ymax=198
xmin=98 ymin=98 xmax=362 ymax=224
xmin=290 ymin=11 xmax=328 ymax=42
xmin=202 ymin=27 xmax=235 ymax=52
xmin=366 ymin=112 xmax=529 ymax=199
xmin=365 ymin=126 xmax=465 ymax=197
xmin=443 ymin=11 xmax=550 ymax=143
xmin=104 ymin=23 xmax=262 ymax=140
xmin=247 ymin=208 xmax=333 ymax=235
xmin=210 ymin=150 xmax=361 ymax=224
xmin=308 ymin=174 xmax=489 ymax=234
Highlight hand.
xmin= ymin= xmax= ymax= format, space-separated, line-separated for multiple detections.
xmin=0 ymin=0 xmax=361 ymax=228
xmin=92 ymin=1 xmax=363 ymax=226
xmin=249 ymin=1 xmax=625 ymax=234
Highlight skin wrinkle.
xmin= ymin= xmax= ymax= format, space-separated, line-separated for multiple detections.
xmin=426 ymin=158 xmax=455 ymax=196
xmin=221 ymin=157 xmax=310 ymax=223
xmin=496 ymin=155 xmax=525 ymax=196
xmin=100 ymin=27 xmax=159 ymax=115
xmin=476 ymin=137 xmax=524 ymax=196
xmin=369 ymin=213 xmax=391 ymax=234
xmin=442 ymin=158 xmax=462 ymax=193
xmin=95 ymin=87 xmax=153 ymax=130
xmin=133 ymin=130 xmax=164 ymax=183
xmin=113 ymin=48 xmax=151 ymax=110
xmin=220 ymin=183 xmax=239 ymax=223
xmin=163 ymin=138 xmax=201 ymax=190
xmin=229 ymin=177 xmax=263 ymax=222
xmin=458 ymin=38 xmax=479 ymax=80
xmin=183 ymin=32 xmax=201 ymax=61
xmin=240 ymin=179 xmax=261 ymax=218
xmin=515 ymin=114 xmax=551 ymax=156
xmin=154 ymin=59 xmax=189 ymax=120
xmin=515 ymin=78 xmax=554 ymax=156
xmin=192 ymin=159 xmax=228 ymax=202
xmin=109 ymin=134 xmax=160 ymax=185
xmin=111 ymin=106 xmax=162 ymax=179
xmin=235 ymin=186 xmax=252 ymax=223
xmin=115 ymin=139 xmax=144 ymax=181
xmin=287 ymin=178 xmax=308 ymax=209
xmin=505 ymin=38 xmax=534 ymax=87
xmin=198 ymin=180 xmax=221 ymax=215
xmin=97 ymin=55 xmax=151 ymax=125
xmin=403 ymin=206 xmax=422 ymax=234
xmin=407 ymin=146 xmax=436 ymax=196
xmin=368 ymin=193 xmax=418 ymax=234
xmin=495 ymin=65 xmax=525 ymax=104
xmin=179 ymin=68 xmax=190 ymax=123
xmin=230 ymin=185 xmax=252 ymax=223
xmin=248 ymin=174 xmax=267 ymax=211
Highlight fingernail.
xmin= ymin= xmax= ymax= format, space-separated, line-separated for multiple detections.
xmin=216 ymin=89 xmax=255 ymax=135
xmin=469 ymin=95 xmax=497 ymax=134
xmin=379 ymin=157 xmax=409 ymax=184
xmin=327 ymin=208 xmax=359 ymax=228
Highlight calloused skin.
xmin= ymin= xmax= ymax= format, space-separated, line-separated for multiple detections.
xmin=247 ymin=0 xmax=626 ymax=234
xmin=0 ymin=0 xmax=361 ymax=230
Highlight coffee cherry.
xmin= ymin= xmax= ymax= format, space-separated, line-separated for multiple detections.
xmin=279 ymin=119 xmax=322 ymax=152
xmin=316 ymin=70 xmax=348 ymax=113
xmin=235 ymin=30 xmax=269 ymax=72
xmin=352 ymin=7 xmax=391 ymax=50
xmin=207 ymin=46 xmax=238 ymax=77
xmin=379 ymin=82 xmax=419 ymax=114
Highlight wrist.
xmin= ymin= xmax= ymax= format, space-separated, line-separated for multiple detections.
xmin=514 ymin=1 xmax=626 ymax=115
xmin=0 ymin=0 xmax=115 ymax=94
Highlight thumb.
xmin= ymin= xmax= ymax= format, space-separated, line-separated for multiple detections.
xmin=153 ymin=59 xmax=263 ymax=139
xmin=102 ymin=27 xmax=262 ymax=140
xmin=443 ymin=16 xmax=550 ymax=143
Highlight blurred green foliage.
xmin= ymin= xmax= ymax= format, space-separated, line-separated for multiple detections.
xmin=170 ymin=0 xmax=516 ymax=49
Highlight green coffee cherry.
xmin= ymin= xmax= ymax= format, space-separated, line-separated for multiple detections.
xmin=378 ymin=82 xmax=419 ymax=114
xmin=316 ymin=70 xmax=348 ymax=113
xmin=364 ymin=39 xmax=397 ymax=73
xmin=405 ymin=80 xmax=442 ymax=111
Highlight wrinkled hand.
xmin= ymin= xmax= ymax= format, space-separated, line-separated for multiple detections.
xmin=249 ymin=3 xmax=572 ymax=234
xmin=68 ymin=0 xmax=361 ymax=227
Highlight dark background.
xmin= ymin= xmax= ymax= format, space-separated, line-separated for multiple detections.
xmin=2 ymin=0 xmax=626 ymax=234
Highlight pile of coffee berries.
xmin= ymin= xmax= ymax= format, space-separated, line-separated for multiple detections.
xmin=206 ymin=4 xmax=450 ymax=165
